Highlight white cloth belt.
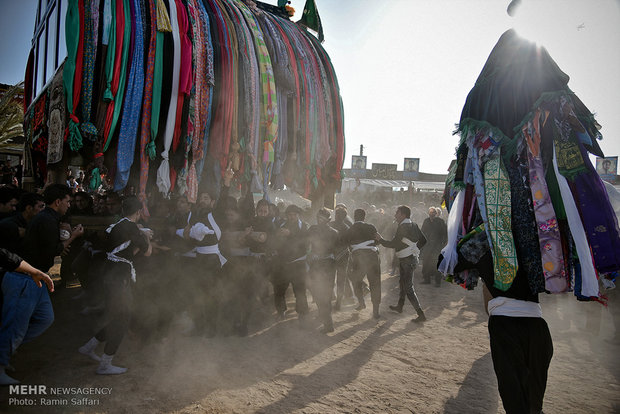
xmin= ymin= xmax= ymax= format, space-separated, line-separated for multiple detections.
xmin=106 ymin=240 xmax=137 ymax=282
xmin=194 ymin=244 xmax=227 ymax=267
xmin=350 ymin=240 xmax=378 ymax=252
xmin=488 ymin=297 xmax=543 ymax=318
xmin=396 ymin=237 xmax=420 ymax=259
xmin=289 ymin=255 xmax=307 ymax=264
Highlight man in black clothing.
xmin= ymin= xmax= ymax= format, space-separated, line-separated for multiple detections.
xmin=344 ymin=209 xmax=381 ymax=319
xmin=308 ymin=208 xmax=339 ymax=333
xmin=272 ymin=204 xmax=309 ymax=321
xmin=1 ymin=184 xmax=81 ymax=384
xmin=421 ymin=207 xmax=447 ymax=286
xmin=330 ymin=207 xmax=353 ymax=311
xmin=0 ymin=192 xmax=45 ymax=255
xmin=22 ymin=184 xmax=84 ymax=276
xmin=377 ymin=205 xmax=427 ymax=322
xmin=0 ymin=186 xmax=18 ymax=220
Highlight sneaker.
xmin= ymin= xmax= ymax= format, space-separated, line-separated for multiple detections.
xmin=355 ymin=302 xmax=366 ymax=311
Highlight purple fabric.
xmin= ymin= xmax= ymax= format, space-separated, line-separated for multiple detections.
xmin=569 ymin=143 xmax=620 ymax=273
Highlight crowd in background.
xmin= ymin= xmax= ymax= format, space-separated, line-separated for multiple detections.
xmin=0 ymin=174 xmax=447 ymax=380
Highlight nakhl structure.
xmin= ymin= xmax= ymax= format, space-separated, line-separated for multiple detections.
xmin=440 ymin=28 xmax=620 ymax=302
xmin=22 ymin=0 xmax=344 ymax=208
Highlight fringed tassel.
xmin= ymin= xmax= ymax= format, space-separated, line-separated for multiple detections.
xmin=157 ymin=0 xmax=172 ymax=32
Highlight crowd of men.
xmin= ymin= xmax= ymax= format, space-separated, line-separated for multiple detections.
xmin=0 ymin=174 xmax=447 ymax=381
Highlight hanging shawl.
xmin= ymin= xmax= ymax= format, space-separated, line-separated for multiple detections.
xmin=184 ymin=0 xmax=204 ymax=202
xmin=80 ymin=0 xmax=99 ymax=140
xmin=235 ymin=0 xmax=278 ymax=193
xmin=114 ymin=0 xmax=144 ymax=191
xmin=203 ymin=0 xmax=233 ymax=174
xmin=169 ymin=0 xmax=193 ymax=193
xmin=47 ymin=67 xmax=66 ymax=164
xmin=156 ymin=0 xmax=181 ymax=195
xmin=138 ymin=0 xmax=158 ymax=214
xmin=523 ymin=110 xmax=567 ymax=292
xmin=149 ymin=0 xmax=171 ymax=163
xmin=63 ymin=0 xmax=85 ymax=151
xmin=103 ymin=0 xmax=132 ymax=151
xmin=193 ymin=0 xmax=215 ymax=187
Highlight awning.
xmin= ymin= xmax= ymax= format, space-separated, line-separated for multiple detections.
xmin=342 ymin=178 xmax=445 ymax=192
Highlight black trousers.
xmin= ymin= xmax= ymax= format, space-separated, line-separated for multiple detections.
xmin=95 ymin=262 xmax=133 ymax=355
xmin=488 ymin=315 xmax=553 ymax=414
xmin=187 ymin=254 xmax=222 ymax=335
xmin=396 ymin=256 xmax=422 ymax=311
xmin=309 ymin=259 xmax=336 ymax=328
xmin=349 ymin=251 xmax=381 ymax=306
xmin=272 ymin=261 xmax=309 ymax=316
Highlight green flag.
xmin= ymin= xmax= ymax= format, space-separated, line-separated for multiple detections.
xmin=297 ymin=0 xmax=324 ymax=42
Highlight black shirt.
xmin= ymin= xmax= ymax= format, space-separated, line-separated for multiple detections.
xmin=344 ymin=221 xmax=379 ymax=249
xmin=105 ymin=219 xmax=149 ymax=261
xmin=0 ymin=213 xmax=27 ymax=255
xmin=0 ymin=247 xmax=22 ymax=272
xmin=308 ymin=223 xmax=339 ymax=258
xmin=276 ymin=219 xmax=308 ymax=263
xmin=379 ymin=220 xmax=427 ymax=255
xmin=23 ymin=207 xmax=65 ymax=272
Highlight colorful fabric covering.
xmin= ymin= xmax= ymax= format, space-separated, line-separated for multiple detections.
xmin=442 ymin=29 xmax=618 ymax=303
xmin=49 ymin=0 xmax=344 ymax=204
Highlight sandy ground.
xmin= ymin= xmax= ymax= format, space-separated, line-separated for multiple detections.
xmin=1 ymin=267 xmax=619 ymax=414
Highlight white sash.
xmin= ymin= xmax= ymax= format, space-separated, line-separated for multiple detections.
xmin=396 ymin=237 xmax=420 ymax=259
xmin=107 ymin=240 xmax=137 ymax=282
xmin=488 ymin=297 xmax=542 ymax=318
xmin=351 ymin=240 xmax=378 ymax=252
xmin=194 ymin=244 xmax=227 ymax=267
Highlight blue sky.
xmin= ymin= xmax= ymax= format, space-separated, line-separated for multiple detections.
xmin=1 ymin=0 xmax=618 ymax=174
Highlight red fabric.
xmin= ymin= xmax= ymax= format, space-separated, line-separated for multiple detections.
xmin=103 ymin=0 xmax=126 ymax=146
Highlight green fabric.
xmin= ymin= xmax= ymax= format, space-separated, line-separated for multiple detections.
xmin=149 ymin=30 xmax=164 ymax=160
xmin=63 ymin=0 xmax=83 ymax=151
xmin=484 ymin=150 xmax=518 ymax=291
xmin=544 ymin=163 xmax=566 ymax=220
xmin=103 ymin=0 xmax=117 ymax=102
xmin=104 ymin=0 xmax=132 ymax=152
xmin=298 ymin=0 xmax=323 ymax=42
